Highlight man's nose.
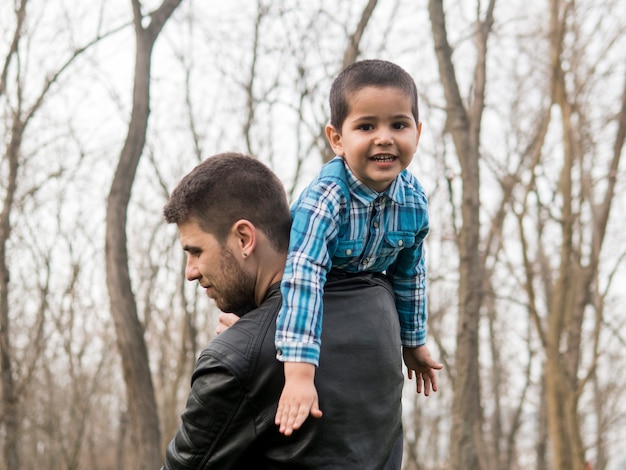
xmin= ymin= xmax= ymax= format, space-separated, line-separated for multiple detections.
xmin=185 ymin=257 xmax=200 ymax=281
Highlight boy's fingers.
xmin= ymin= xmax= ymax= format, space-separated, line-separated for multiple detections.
xmin=283 ymin=404 xmax=306 ymax=436
xmin=278 ymin=404 xmax=295 ymax=435
xmin=277 ymin=401 xmax=322 ymax=436
xmin=310 ymin=398 xmax=323 ymax=418
xmin=276 ymin=400 xmax=295 ymax=434
xmin=275 ymin=405 xmax=281 ymax=425
xmin=275 ymin=399 xmax=286 ymax=425
xmin=430 ymin=370 xmax=439 ymax=392
xmin=423 ymin=375 xmax=431 ymax=396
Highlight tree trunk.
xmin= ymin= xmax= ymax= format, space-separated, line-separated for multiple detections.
xmin=0 ymin=115 xmax=22 ymax=470
xmin=105 ymin=1 xmax=182 ymax=468
xmin=541 ymin=1 xmax=626 ymax=468
xmin=428 ymin=1 xmax=495 ymax=467
xmin=0 ymin=2 xmax=29 ymax=466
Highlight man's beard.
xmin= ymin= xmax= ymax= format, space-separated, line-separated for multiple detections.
xmin=213 ymin=248 xmax=256 ymax=315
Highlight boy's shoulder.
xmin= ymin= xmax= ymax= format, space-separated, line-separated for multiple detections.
xmin=397 ymin=167 xmax=423 ymax=188
xmin=398 ymin=169 xmax=427 ymax=196
xmin=291 ymin=157 xmax=351 ymax=215
xmin=303 ymin=157 xmax=351 ymax=198
xmin=317 ymin=156 xmax=349 ymax=181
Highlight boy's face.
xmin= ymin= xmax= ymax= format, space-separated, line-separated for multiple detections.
xmin=325 ymin=86 xmax=421 ymax=193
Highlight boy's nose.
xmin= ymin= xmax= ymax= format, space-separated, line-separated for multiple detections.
xmin=374 ymin=129 xmax=393 ymax=145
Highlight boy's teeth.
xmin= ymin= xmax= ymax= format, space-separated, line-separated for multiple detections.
xmin=373 ymin=155 xmax=394 ymax=161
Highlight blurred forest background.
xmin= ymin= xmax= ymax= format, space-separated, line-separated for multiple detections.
xmin=1 ymin=0 xmax=625 ymax=469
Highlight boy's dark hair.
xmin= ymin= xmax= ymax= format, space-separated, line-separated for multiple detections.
xmin=163 ymin=152 xmax=291 ymax=252
xmin=329 ymin=59 xmax=419 ymax=132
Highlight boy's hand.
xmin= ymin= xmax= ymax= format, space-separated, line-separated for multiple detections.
xmin=402 ymin=345 xmax=443 ymax=396
xmin=275 ymin=362 xmax=323 ymax=436
xmin=215 ymin=313 xmax=239 ymax=334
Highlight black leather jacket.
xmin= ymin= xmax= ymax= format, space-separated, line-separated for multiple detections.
xmin=163 ymin=273 xmax=403 ymax=469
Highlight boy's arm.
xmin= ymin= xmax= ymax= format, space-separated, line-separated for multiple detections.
xmin=275 ymin=181 xmax=344 ymax=364
xmin=387 ymin=233 xmax=443 ymax=393
xmin=387 ymin=237 xmax=428 ymax=348
xmin=275 ymin=181 xmax=345 ymax=433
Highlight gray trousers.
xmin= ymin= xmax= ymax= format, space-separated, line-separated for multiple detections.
xmin=312 ymin=271 xmax=405 ymax=469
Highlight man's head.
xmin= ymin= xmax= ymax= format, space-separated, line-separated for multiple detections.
xmin=328 ymin=59 xmax=419 ymax=132
xmin=163 ymin=152 xmax=291 ymax=253
xmin=164 ymin=153 xmax=292 ymax=312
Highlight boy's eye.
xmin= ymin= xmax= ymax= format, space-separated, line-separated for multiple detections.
xmin=392 ymin=122 xmax=408 ymax=130
xmin=358 ymin=124 xmax=374 ymax=131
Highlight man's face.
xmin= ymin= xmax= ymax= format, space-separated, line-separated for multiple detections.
xmin=179 ymin=219 xmax=255 ymax=314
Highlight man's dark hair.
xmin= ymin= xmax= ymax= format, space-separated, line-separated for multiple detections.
xmin=329 ymin=59 xmax=419 ymax=132
xmin=163 ymin=152 xmax=291 ymax=252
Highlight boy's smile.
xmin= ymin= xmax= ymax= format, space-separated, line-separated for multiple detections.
xmin=326 ymin=86 xmax=421 ymax=193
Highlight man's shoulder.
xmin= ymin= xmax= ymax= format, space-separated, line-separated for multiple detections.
xmin=197 ymin=292 xmax=282 ymax=377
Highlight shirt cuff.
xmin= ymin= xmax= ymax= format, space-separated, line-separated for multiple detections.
xmin=275 ymin=340 xmax=320 ymax=366
xmin=400 ymin=328 xmax=427 ymax=348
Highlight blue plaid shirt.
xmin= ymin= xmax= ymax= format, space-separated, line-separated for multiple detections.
xmin=276 ymin=157 xmax=429 ymax=365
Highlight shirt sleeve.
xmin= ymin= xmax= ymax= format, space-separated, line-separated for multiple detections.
xmin=275 ymin=181 xmax=344 ymax=365
xmin=162 ymin=353 xmax=247 ymax=469
xmin=386 ymin=221 xmax=429 ymax=348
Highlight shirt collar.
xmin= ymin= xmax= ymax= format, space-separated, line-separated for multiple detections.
xmin=340 ymin=158 xmax=405 ymax=205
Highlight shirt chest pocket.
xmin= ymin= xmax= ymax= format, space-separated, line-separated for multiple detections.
xmin=334 ymin=239 xmax=364 ymax=260
xmin=332 ymin=231 xmax=416 ymax=270
xmin=377 ymin=231 xmax=416 ymax=261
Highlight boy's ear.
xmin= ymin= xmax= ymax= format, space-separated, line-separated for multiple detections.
xmin=416 ymin=121 xmax=423 ymax=147
xmin=325 ymin=124 xmax=345 ymax=156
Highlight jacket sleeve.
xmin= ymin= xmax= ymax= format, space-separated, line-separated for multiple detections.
xmin=162 ymin=352 xmax=247 ymax=470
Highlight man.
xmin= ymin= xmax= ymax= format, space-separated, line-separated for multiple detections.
xmin=161 ymin=152 xmax=417 ymax=469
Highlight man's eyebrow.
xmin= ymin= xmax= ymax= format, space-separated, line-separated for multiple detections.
xmin=182 ymin=244 xmax=200 ymax=252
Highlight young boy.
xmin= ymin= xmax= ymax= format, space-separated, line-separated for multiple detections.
xmin=275 ymin=59 xmax=443 ymax=436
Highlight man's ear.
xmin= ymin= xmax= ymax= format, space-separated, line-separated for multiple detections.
xmin=325 ymin=124 xmax=345 ymax=156
xmin=231 ymin=219 xmax=256 ymax=258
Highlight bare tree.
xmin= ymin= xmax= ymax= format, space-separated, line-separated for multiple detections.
xmin=2 ymin=1 xmax=625 ymax=468
xmin=427 ymin=1 xmax=496 ymax=467
xmin=105 ymin=0 xmax=183 ymax=468
xmin=534 ymin=2 xmax=626 ymax=467
xmin=0 ymin=1 xmax=116 ymax=467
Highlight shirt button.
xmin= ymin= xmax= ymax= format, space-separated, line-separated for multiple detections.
xmin=362 ymin=258 xmax=369 ymax=265
xmin=346 ymin=249 xmax=352 ymax=256
xmin=373 ymin=221 xmax=379 ymax=228
xmin=398 ymin=240 xmax=404 ymax=247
